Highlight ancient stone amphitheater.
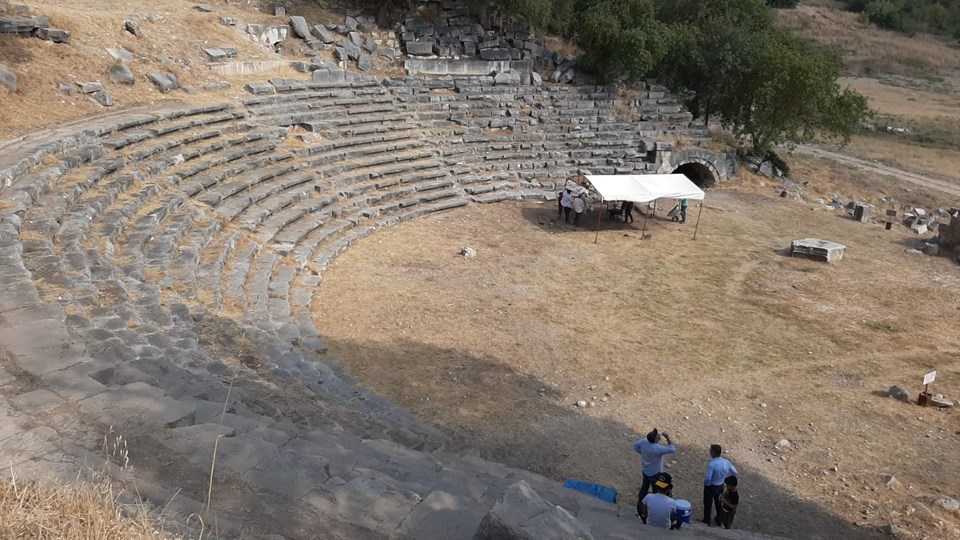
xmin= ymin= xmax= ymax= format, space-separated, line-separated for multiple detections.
xmin=0 ymin=66 xmax=741 ymax=538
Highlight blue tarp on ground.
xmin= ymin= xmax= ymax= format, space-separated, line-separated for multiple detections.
xmin=564 ymin=478 xmax=618 ymax=503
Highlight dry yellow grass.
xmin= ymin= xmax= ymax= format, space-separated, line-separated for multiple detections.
xmin=776 ymin=2 xmax=960 ymax=76
xmin=775 ymin=151 xmax=953 ymax=212
xmin=840 ymin=77 xmax=960 ymax=120
xmin=817 ymin=134 xmax=960 ymax=187
xmin=0 ymin=474 xmax=180 ymax=540
xmin=314 ymin=193 xmax=960 ymax=539
xmin=0 ymin=0 xmax=317 ymax=139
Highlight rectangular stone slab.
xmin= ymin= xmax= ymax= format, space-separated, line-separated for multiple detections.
xmin=790 ymin=238 xmax=845 ymax=263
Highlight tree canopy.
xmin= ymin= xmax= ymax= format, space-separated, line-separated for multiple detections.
xmin=844 ymin=0 xmax=960 ymax=36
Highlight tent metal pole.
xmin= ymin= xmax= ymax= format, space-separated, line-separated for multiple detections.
xmin=693 ymin=200 xmax=704 ymax=240
xmin=640 ymin=203 xmax=649 ymax=237
xmin=594 ymin=197 xmax=603 ymax=244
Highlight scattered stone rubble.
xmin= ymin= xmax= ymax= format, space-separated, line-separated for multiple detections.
xmin=0 ymin=2 xmax=70 ymax=43
xmin=935 ymin=211 xmax=960 ymax=262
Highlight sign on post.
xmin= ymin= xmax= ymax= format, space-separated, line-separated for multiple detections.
xmin=923 ymin=370 xmax=937 ymax=385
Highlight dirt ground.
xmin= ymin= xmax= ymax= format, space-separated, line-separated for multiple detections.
xmin=0 ymin=0 xmax=337 ymax=139
xmin=314 ymin=183 xmax=960 ymax=539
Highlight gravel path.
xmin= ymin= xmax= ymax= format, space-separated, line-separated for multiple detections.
xmin=794 ymin=144 xmax=960 ymax=197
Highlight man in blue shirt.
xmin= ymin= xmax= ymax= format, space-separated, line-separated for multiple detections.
xmin=702 ymin=444 xmax=738 ymax=526
xmin=633 ymin=428 xmax=676 ymax=519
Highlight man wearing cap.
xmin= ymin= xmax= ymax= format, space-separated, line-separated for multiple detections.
xmin=633 ymin=428 xmax=676 ymax=517
xmin=640 ymin=472 xmax=682 ymax=530
xmin=702 ymin=444 xmax=738 ymax=526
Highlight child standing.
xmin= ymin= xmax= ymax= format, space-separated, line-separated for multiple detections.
xmin=719 ymin=475 xmax=739 ymax=529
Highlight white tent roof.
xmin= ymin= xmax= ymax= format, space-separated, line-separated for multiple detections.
xmin=585 ymin=174 xmax=705 ymax=203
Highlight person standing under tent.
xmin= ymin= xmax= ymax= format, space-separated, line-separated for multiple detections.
xmin=573 ymin=192 xmax=586 ymax=225
xmin=623 ymin=201 xmax=635 ymax=223
xmin=680 ymin=198 xmax=689 ymax=223
xmin=561 ymin=189 xmax=573 ymax=223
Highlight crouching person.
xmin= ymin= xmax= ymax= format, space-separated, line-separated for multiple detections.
xmin=640 ymin=472 xmax=683 ymax=531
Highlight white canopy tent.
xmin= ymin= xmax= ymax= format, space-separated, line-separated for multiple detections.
xmin=584 ymin=174 xmax=707 ymax=241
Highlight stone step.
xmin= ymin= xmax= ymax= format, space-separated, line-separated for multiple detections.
xmin=302 ymin=136 xmax=424 ymax=169
xmin=195 ymin=162 xmax=301 ymax=207
xmin=170 ymin=131 xmax=286 ymax=181
xmin=101 ymin=109 xmax=244 ymax=150
xmin=221 ymin=238 xmax=260 ymax=311
xmin=195 ymin=228 xmax=241 ymax=310
xmin=169 ymin=217 xmax=222 ymax=302
xmin=241 ymin=85 xmax=390 ymax=109
xmin=179 ymin=152 xmax=293 ymax=198
xmin=125 ymin=121 xmax=252 ymax=168
xmin=295 ymin=130 xmax=418 ymax=159
xmin=219 ymin=172 xmax=314 ymax=223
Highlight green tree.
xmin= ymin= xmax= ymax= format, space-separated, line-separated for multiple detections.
xmin=723 ymin=29 xmax=870 ymax=151
xmin=654 ymin=0 xmax=772 ymax=124
xmin=577 ymin=0 xmax=671 ymax=82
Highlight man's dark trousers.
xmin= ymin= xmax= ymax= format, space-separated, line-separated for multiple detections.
xmin=703 ymin=484 xmax=724 ymax=524
xmin=636 ymin=474 xmax=657 ymax=517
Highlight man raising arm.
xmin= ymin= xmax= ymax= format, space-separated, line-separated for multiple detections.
xmin=633 ymin=428 xmax=677 ymax=519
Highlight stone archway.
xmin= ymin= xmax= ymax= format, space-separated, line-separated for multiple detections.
xmin=655 ymin=147 xmax=732 ymax=187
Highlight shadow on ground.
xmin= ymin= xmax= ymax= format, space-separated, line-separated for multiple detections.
xmin=324 ymin=336 xmax=888 ymax=540
xmin=519 ymin=204 xmax=703 ymax=246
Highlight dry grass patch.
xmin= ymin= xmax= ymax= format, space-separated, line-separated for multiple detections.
xmin=775 ymin=3 xmax=960 ymax=77
xmin=779 ymin=151 xmax=955 ymax=211
xmin=840 ymin=76 xmax=960 ymax=120
xmin=813 ymin=134 xmax=960 ymax=189
xmin=542 ymin=36 xmax=581 ymax=57
xmin=314 ymin=194 xmax=960 ymax=539
xmin=0 ymin=0 xmax=310 ymax=139
xmin=0 ymin=474 xmax=180 ymax=540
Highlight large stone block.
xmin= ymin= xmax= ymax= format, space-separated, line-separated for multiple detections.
xmin=147 ymin=72 xmax=177 ymax=93
xmin=480 ymin=48 xmax=512 ymax=61
xmin=357 ymin=54 xmax=374 ymax=71
xmin=310 ymin=24 xmax=334 ymax=44
xmin=289 ymin=16 xmax=310 ymax=40
xmin=790 ymin=238 xmax=845 ymax=263
xmin=203 ymin=47 xmax=237 ymax=60
xmin=245 ymin=82 xmax=275 ymax=95
xmin=92 ymin=90 xmax=114 ymax=106
xmin=76 ymin=81 xmax=103 ymax=94
xmin=0 ymin=16 xmax=39 ymax=33
xmin=493 ymin=71 xmax=521 ymax=85
xmin=108 ymin=64 xmax=134 ymax=85
xmin=473 ymin=481 xmax=593 ymax=540
xmin=406 ymin=40 xmax=435 ymax=56
xmin=0 ymin=62 xmax=15 ymax=92
xmin=35 ymin=27 xmax=69 ymax=43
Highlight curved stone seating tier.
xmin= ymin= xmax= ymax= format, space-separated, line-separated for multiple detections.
xmin=0 ymin=73 xmax=739 ymax=539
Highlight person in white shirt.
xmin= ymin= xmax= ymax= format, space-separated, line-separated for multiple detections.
xmin=573 ymin=193 xmax=586 ymax=225
xmin=560 ymin=189 xmax=573 ymax=223
xmin=641 ymin=472 xmax=682 ymax=530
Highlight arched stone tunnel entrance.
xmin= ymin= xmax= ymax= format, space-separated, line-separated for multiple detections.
xmin=672 ymin=162 xmax=716 ymax=188
xmin=655 ymin=147 xmax=733 ymax=188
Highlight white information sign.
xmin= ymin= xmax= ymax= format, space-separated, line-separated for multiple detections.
xmin=923 ymin=370 xmax=937 ymax=385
